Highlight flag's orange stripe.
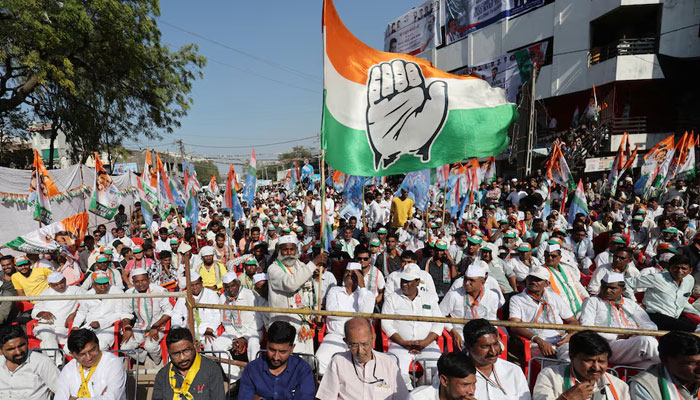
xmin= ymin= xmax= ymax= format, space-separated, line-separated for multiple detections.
xmin=323 ymin=0 xmax=476 ymax=85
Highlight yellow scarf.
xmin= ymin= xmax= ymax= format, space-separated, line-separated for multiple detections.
xmin=168 ymin=353 xmax=202 ymax=400
xmin=78 ymin=353 xmax=102 ymax=398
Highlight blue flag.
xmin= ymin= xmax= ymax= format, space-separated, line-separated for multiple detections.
xmin=396 ymin=169 xmax=431 ymax=211
xmin=185 ymin=188 xmax=199 ymax=229
xmin=343 ymin=175 xmax=364 ymax=211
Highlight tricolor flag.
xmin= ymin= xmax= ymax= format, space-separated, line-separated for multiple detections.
xmin=567 ymin=179 xmax=589 ymax=226
xmin=242 ymin=149 xmax=257 ymax=206
xmin=464 ymin=159 xmax=480 ymax=204
xmin=29 ymin=149 xmax=59 ymax=225
xmin=207 ymin=175 xmax=218 ymax=195
xmin=185 ymin=187 xmax=199 ymax=229
xmin=432 ymin=164 xmax=450 ymax=187
xmin=607 ymin=132 xmax=638 ymax=196
xmin=478 ymin=156 xmax=496 ymax=185
xmin=136 ymin=176 xmax=156 ymax=231
xmin=331 ymin=169 xmax=346 ymax=192
xmin=4 ymin=212 xmax=89 ymax=253
xmin=321 ymin=0 xmax=515 ymax=176
xmin=545 ymin=141 xmax=575 ymax=191
xmin=223 ymin=163 xmax=244 ymax=222
xmin=676 ymin=131 xmax=697 ymax=181
xmin=88 ymin=153 xmax=121 ymax=219
xmin=635 ymin=135 xmax=674 ymax=198
xmin=155 ymin=153 xmax=174 ymax=219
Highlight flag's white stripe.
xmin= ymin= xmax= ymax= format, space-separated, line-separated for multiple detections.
xmin=324 ymin=48 xmax=511 ymax=131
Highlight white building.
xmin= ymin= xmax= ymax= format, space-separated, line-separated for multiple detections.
xmin=29 ymin=122 xmax=71 ymax=169
xmin=424 ymin=0 xmax=700 ymax=160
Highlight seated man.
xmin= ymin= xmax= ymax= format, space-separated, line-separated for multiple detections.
xmin=385 ymin=250 xmax=435 ymax=296
xmin=381 ymin=263 xmax=444 ymax=377
xmin=152 ymin=328 xmax=225 ymax=400
xmin=316 ymin=263 xmax=376 ymax=375
xmin=81 ymin=254 xmax=123 ymax=290
xmin=11 ymin=255 xmax=51 ymax=297
xmin=54 ymin=328 xmax=127 ymax=400
xmin=450 ymin=260 xmax=506 ymax=307
xmin=238 ymin=321 xmax=315 ymax=399
xmin=409 ymin=352 xmax=477 ymax=400
xmin=532 ymin=330 xmax=629 ymax=400
xmin=509 ymin=267 xmax=579 ymax=360
xmin=440 ymin=263 xmax=499 ymax=350
xmin=629 ymin=331 xmax=700 ymax=400
xmin=635 ymin=254 xmax=700 ymax=331
xmin=587 ymin=247 xmax=639 ymax=299
xmin=580 ymin=271 xmax=659 ymax=368
xmin=31 ymin=272 xmax=87 ymax=365
xmin=171 ymin=272 xmax=221 ymax=350
xmin=317 ymin=317 xmax=408 ymax=400
xmin=120 ymin=268 xmax=172 ymax=364
xmin=0 ymin=325 xmax=60 ymax=399
xmin=238 ymin=257 xmax=258 ymax=290
xmin=463 ymin=319 xmax=530 ymax=400
xmin=212 ymin=272 xmax=260 ymax=381
xmin=541 ymin=244 xmax=589 ymax=318
xmin=509 ymin=242 xmax=542 ymax=283
xmin=72 ymin=271 xmax=123 ymax=351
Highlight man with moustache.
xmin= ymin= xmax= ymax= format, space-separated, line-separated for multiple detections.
xmin=71 ymin=271 xmax=124 ymax=351
xmin=532 ymin=330 xmax=629 ymax=400
xmin=267 ymin=235 xmax=327 ymax=354
xmin=153 ymin=328 xmax=225 ymax=400
xmin=317 ymin=317 xmax=408 ymax=399
xmin=463 ymin=319 xmax=530 ymax=400
xmin=0 ymin=325 xmax=60 ymax=399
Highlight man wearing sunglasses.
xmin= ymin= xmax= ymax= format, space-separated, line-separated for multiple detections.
xmin=317 ymin=317 xmax=408 ymax=399
xmin=587 ymin=247 xmax=640 ymax=299
xmin=152 ymin=328 xmax=225 ymax=400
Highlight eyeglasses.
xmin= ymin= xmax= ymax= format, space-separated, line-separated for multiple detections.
xmin=170 ymin=347 xmax=195 ymax=359
xmin=357 ymin=257 xmax=370 ymax=261
xmin=348 ymin=342 xmax=373 ymax=350
xmin=612 ymin=255 xmax=628 ymax=260
xmin=544 ymin=254 xmax=559 ymax=259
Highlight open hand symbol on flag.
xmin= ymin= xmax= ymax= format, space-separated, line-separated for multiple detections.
xmin=366 ymin=59 xmax=448 ymax=171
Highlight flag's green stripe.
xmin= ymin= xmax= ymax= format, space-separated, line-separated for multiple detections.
xmin=4 ymin=237 xmax=26 ymax=251
xmin=322 ymin=101 xmax=516 ymax=177
xmin=572 ymin=194 xmax=588 ymax=211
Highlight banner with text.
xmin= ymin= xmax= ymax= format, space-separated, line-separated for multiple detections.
xmin=384 ymin=0 xmax=441 ymax=55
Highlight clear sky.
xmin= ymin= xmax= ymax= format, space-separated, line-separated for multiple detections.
xmin=128 ymin=0 xmax=420 ymax=172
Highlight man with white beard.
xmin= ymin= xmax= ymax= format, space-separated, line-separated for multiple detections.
xmin=170 ymin=272 xmax=221 ymax=350
xmin=267 ymin=235 xmax=327 ymax=354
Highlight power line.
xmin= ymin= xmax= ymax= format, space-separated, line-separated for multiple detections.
xmin=182 ymin=134 xmax=318 ymax=149
xmin=208 ymin=58 xmax=318 ymax=94
xmin=159 ymin=20 xmax=320 ymax=82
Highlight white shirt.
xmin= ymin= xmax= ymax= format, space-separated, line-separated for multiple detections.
xmin=73 ymin=286 xmax=124 ymax=329
xmin=533 ymin=363 xmax=628 ymax=400
xmin=325 ymin=286 xmax=376 ymax=336
xmin=409 ymin=381 xmax=440 ymax=400
xmin=475 ymin=358 xmax=531 ymax=400
xmin=53 ymin=351 xmax=126 ymax=400
xmin=439 ymin=286 xmax=499 ymax=340
xmin=635 ymin=270 xmax=700 ymax=318
xmin=579 ymin=296 xmax=657 ymax=341
xmin=450 ymin=276 xmax=506 ymax=308
xmin=367 ymin=200 xmax=383 ymax=229
xmin=31 ymin=286 xmax=86 ymax=325
xmin=122 ymin=284 xmax=173 ymax=329
xmin=154 ymin=239 xmax=171 ymax=253
xmin=381 ymin=290 xmax=444 ymax=341
xmin=219 ymin=287 xmax=259 ymax=339
xmin=587 ymin=263 xmax=640 ymax=299
xmin=385 ymin=268 xmax=436 ymax=295
xmin=314 ymin=271 xmax=338 ymax=306
xmin=509 ymin=257 xmax=542 ymax=282
xmin=509 ymin=290 xmax=573 ymax=343
xmin=0 ymin=352 xmax=60 ymax=400
xmin=171 ymin=287 xmax=221 ymax=338
xmin=362 ymin=266 xmax=386 ymax=297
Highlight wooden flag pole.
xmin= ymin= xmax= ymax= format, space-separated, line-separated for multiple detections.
xmin=441 ymin=181 xmax=448 ymax=230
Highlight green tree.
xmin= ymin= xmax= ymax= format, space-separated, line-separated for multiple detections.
xmin=0 ymin=0 xmax=205 ymax=166
xmin=193 ymin=160 xmax=220 ymax=187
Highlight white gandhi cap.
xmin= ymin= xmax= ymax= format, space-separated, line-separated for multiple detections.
xmin=47 ymin=272 xmax=65 ymax=284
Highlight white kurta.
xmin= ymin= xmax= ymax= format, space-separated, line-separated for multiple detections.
xmin=475 ymin=358 xmax=531 ymax=400
xmin=73 ymin=286 xmax=124 ymax=351
xmin=53 ymin=351 xmax=127 ymax=400
xmin=439 ymin=286 xmax=500 ymax=341
xmin=31 ymin=286 xmax=87 ymax=353
xmin=171 ymin=287 xmax=222 ymax=341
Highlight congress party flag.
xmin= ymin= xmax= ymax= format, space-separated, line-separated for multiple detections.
xmin=676 ymin=131 xmax=697 ymax=181
xmin=29 ymin=149 xmax=59 ymax=225
xmin=343 ymin=175 xmax=365 ymax=212
xmin=478 ymin=157 xmax=497 ymax=185
xmin=207 ymin=174 xmax=217 ymax=195
xmin=321 ymin=0 xmax=515 ymax=177
xmin=545 ymin=141 xmax=575 ymax=191
xmin=185 ymin=187 xmax=199 ymax=229
xmin=242 ymin=149 xmax=257 ymax=206
xmin=136 ymin=176 xmax=156 ymax=231
xmin=301 ymin=160 xmax=314 ymax=182
xmin=5 ymin=212 xmax=89 ymax=253
xmin=567 ymin=179 xmax=588 ymax=226
xmin=88 ymin=153 xmax=121 ymax=219
xmin=635 ymin=135 xmax=674 ymax=197
xmin=155 ymin=153 xmax=174 ymax=219
xmin=143 ymin=150 xmax=157 ymax=188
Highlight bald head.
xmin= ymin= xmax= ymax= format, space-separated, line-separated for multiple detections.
xmin=344 ymin=317 xmax=375 ymax=364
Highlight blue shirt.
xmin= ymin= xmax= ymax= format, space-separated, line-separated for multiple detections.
xmin=238 ymin=355 xmax=315 ymax=400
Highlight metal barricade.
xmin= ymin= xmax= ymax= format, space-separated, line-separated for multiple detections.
xmin=609 ymin=365 xmax=645 ymax=382
xmin=108 ymin=349 xmax=140 ymax=400
xmin=29 ymin=347 xmax=65 ymax=367
xmin=527 ymin=357 xmax=567 ymax=388
xmin=256 ymin=350 xmax=320 ymax=382
xmin=410 ymin=355 xmax=440 ymax=388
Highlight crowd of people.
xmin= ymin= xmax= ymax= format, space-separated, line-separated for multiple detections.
xmin=2 ymin=169 xmax=700 ymax=400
